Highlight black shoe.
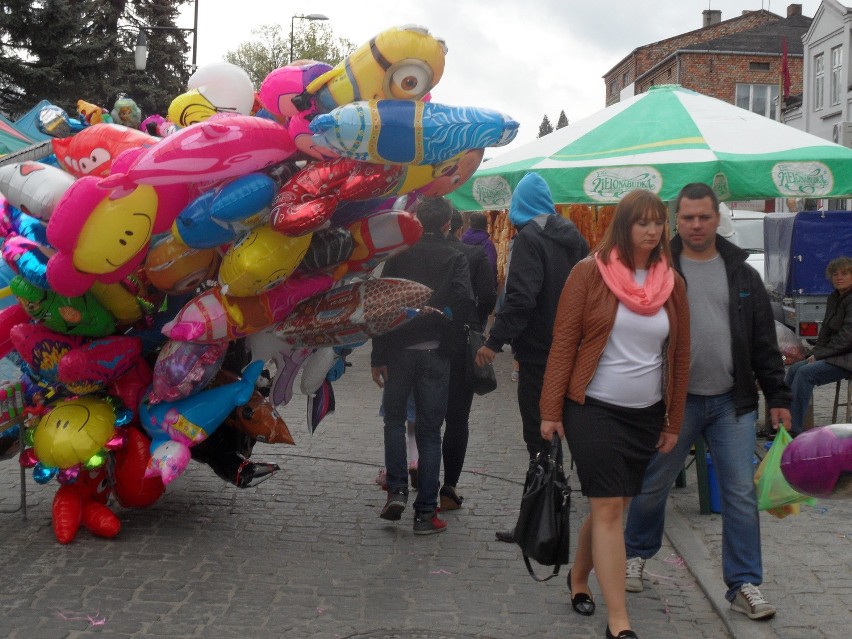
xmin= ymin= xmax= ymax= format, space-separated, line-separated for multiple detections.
xmin=756 ymin=427 xmax=776 ymax=441
xmin=606 ymin=626 xmax=638 ymax=639
xmin=495 ymin=528 xmax=515 ymax=543
xmin=568 ymin=569 xmax=595 ymax=616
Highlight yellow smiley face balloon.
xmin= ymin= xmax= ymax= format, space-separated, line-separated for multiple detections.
xmin=33 ymin=396 xmax=116 ymax=469
xmin=218 ymin=226 xmax=312 ymax=297
xmin=72 ymin=185 xmax=157 ymax=274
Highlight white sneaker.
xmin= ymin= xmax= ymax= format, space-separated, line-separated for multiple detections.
xmin=730 ymin=583 xmax=776 ymax=620
xmin=625 ymin=557 xmax=646 ymax=593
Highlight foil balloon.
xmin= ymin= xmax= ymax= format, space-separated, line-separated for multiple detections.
xmin=0 ymin=161 xmax=75 ymax=221
xmin=10 ymin=322 xmax=87 ymax=389
xmin=32 ymin=395 xmax=118 ymax=469
xmin=245 ymin=331 xmax=312 ymax=407
xmin=45 ymin=165 xmax=191 ymax=297
xmin=144 ymin=235 xmax=221 ymax=295
xmin=191 ymin=62 xmax=256 ymax=114
xmin=161 ymin=272 xmax=334 ymax=342
xmin=273 ymin=278 xmax=433 ymax=347
xmin=112 ymin=426 xmax=165 ymax=508
xmin=780 ymin=424 xmax=852 ymax=499
xmin=299 ymin=227 xmax=355 ymax=274
xmin=307 ymin=378 xmax=335 ymax=434
xmin=37 ymin=104 xmax=78 ymax=138
xmin=77 ymin=99 xmax=111 ymax=125
xmin=151 ymin=340 xmax=228 ymax=403
xmin=89 ymin=278 xmax=158 ymax=326
xmin=57 ymin=335 xmax=143 ymax=394
xmin=2 ymin=234 xmax=52 ymax=289
xmin=211 ymin=369 xmax=295 ymax=445
xmin=309 ymin=100 xmax=519 ymax=165
xmin=171 ymin=173 xmax=276 ymax=249
xmin=138 ymin=360 xmax=264 ymax=485
xmin=293 ymin=25 xmax=447 ymax=115
xmin=300 ymin=347 xmax=337 ymax=396
xmin=259 ymin=61 xmax=333 ymax=120
xmin=269 ymin=158 xmax=405 ymax=237
xmin=411 ymin=148 xmax=485 ymax=197
xmin=10 ymin=275 xmax=116 ymax=337
xmin=218 ymin=225 xmax=313 ymax=297
xmin=51 ymin=467 xmax=120 ymax=544
xmin=52 ymin=123 xmax=158 ymax=178
xmin=111 ymin=97 xmax=142 ymax=129
xmin=0 ymin=304 xmax=29 ymax=358
xmin=339 ymin=210 xmax=423 ymax=277
xmin=99 ymin=115 xmax=297 ymax=190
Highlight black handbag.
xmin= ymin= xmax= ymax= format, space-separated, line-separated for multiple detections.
xmin=464 ymin=325 xmax=497 ymax=395
xmin=513 ymin=435 xmax=572 ymax=582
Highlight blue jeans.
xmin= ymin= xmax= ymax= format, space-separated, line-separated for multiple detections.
xmin=785 ymin=359 xmax=849 ymax=435
xmin=624 ymin=392 xmax=761 ymax=601
xmin=382 ymin=348 xmax=450 ymax=514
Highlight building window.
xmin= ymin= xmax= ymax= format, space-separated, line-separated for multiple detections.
xmin=830 ymin=46 xmax=843 ymax=106
xmin=749 ymin=61 xmax=771 ymax=71
xmin=735 ymin=83 xmax=780 ymax=120
xmin=814 ymin=53 xmax=824 ymax=110
xmin=610 ymin=81 xmax=616 ymax=95
xmin=623 ymin=71 xmax=630 ymax=86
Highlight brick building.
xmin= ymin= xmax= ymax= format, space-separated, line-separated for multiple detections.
xmin=603 ymin=4 xmax=811 ymax=121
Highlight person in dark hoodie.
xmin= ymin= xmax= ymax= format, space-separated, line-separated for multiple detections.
xmin=371 ymin=197 xmax=475 ymax=535
xmin=474 ymin=172 xmax=589 ymax=543
xmin=437 ymin=209 xmax=497 ymax=510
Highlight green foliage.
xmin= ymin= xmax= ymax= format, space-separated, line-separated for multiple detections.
xmin=0 ymin=0 xmax=192 ymax=123
xmin=556 ymin=110 xmax=569 ymax=129
xmin=225 ymin=21 xmax=355 ymax=87
xmin=538 ymin=114 xmax=553 ymax=138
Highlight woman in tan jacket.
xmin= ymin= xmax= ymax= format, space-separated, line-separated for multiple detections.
xmin=539 ymin=189 xmax=690 ymax=639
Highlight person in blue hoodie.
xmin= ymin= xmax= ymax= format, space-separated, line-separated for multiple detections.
xmin=475 ymin=172 xmax=589 ymax=543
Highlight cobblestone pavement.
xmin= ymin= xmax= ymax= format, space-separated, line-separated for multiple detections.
xmin=0 ymin=349 xmax=846 ymax=638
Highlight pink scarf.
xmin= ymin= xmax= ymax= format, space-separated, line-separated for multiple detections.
xmin=594 ymin=249 xmax=674 ymax=316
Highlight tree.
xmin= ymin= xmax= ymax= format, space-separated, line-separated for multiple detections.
xmin=0 ymin=0 xmax=192 ymax=121
xmin=538 ymin=114 xmax=553 ymax=137
xmin=556 ymin=110 xmax=569 ymax=129
xmin=224 ymin=21 xmax=355 ymax=87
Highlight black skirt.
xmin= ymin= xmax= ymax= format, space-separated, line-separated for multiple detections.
xmin=564 ymin=395 xmax=665 ymax=498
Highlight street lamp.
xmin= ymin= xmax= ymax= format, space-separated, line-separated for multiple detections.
xmin=290 ymin=13 xmax=329 ymax=63
xmin=134 ymin=0 xmax=199 ymax=71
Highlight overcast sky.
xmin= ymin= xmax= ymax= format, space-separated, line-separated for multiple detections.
xmin=179 ymin=0 xmax=823 ymax=155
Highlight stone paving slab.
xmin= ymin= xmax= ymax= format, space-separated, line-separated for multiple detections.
xmin=7 ymin=346 xmax=843 ymax=638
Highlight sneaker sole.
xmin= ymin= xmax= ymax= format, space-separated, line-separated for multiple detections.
xmin=413 ymin=525 xmax=447 ymax=535
xmin=730 ymin=603 xmax=776 ymax=620
xmin=625 ymin=580 xmax=644 ymax=593
xmin=380 ymin=503 xmax=405 ymax=521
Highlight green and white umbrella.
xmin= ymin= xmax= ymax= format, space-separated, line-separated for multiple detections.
xmin=448 ymin=84 xmax=852 ymax=210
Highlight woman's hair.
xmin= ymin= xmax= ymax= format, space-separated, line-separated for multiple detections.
xmin=596 ymin=189 xmax=672 ymax=271
xmin=826 ymin=256 xmax=852 ymax=279
xmin=468 ymin=211 xmax=488 ymax=231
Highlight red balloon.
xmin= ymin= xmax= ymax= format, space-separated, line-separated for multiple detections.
xmin=51 ymin=467 xmax=118 ymax=544
xmin=113 ymin=426 xmax=166 ymax=508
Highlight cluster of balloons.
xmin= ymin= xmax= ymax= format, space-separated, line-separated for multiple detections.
xmin=0 ymin=24 xmax=518 ymax=543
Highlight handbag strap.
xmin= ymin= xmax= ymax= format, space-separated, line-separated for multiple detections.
xmin=523 ymin=555 xmax=563 ymax=582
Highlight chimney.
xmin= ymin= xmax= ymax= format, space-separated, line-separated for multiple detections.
xmin=703 ymin=9 xmax=722 ymax=27
xmin=787 ymin=3 xmax=802 ymax=17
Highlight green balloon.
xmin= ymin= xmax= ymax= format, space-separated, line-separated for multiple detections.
xmin=10 ymin=276 xmax=116 ymax=337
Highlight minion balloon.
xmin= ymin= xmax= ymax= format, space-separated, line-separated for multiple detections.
xmin=292 ymin=25 xmax=447 ymax=115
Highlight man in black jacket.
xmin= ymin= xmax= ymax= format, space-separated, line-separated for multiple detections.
xmin=437 ymin=209 xmax=497 ymax=510
xmin=474 ymin=172 xmax=588 ymax=542
xmin=624 ymin=182 xmax=792 ymax=621
xmin=371 ymin=197 xmax=474 ymax=535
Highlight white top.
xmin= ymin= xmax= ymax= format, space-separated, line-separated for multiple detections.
xmin=585 ymin=270 xmax=670 ymax=408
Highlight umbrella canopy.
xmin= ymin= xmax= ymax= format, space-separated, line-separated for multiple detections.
xmin=448 ymin=84 xmax=852 ymax=210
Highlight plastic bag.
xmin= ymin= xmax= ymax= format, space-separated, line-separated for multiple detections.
xmin=754 ymin=428 xmax=816 ymax=518
xmin=774 ymin=321 xmax=807 ymax=366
